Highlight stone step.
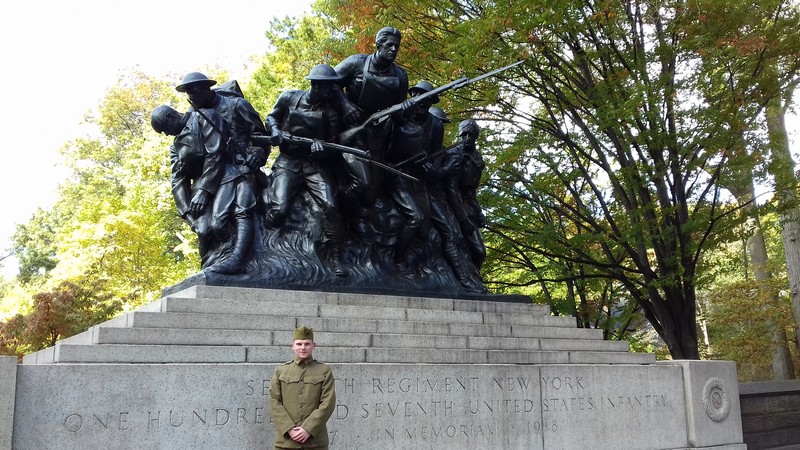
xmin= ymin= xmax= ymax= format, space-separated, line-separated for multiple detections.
xmin=21 ymin=286 xmax=650 ymax=366
xmin=32 ymin=337 xmax=647 ymax=364
xmin=159 ymin=297 xmax=571 ymax=328
xmin=170 ymin=285 xmax=544 ymax=315
xmin=88 ymin=328 xmax=618 ymax=352
xmin=24 ymin=319 xmax=608 ymax=364
xmin=41 ymin=342 xmax=646 ymax=364
xmin=51 ymin=344 xmax=247 ymax=364
xmin=62 ymin=310 xmax=604 ymax=348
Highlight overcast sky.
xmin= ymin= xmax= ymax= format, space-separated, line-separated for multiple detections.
xmin=1 ymin=2 xmax=799 ymax=277
xmin=0 ymin=0 xmax=312 ymax=275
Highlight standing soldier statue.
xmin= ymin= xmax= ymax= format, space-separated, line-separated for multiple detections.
xmin=446 ymin=119 xmax=487 ymax=271
xmin=263 ymin=64 xmax=350 ymax=277
xmin=175 ymin=72 xmax=270 ymax=274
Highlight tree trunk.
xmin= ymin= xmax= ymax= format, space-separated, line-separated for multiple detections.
xmin=747 ymin=205 xmax=795 ymax=379
xmin=725 ymin=132 xmax=795 ymax=379
xmin=766 ymin=94 xmax=800 ymax=360
xmin=750 ymin=225 xmax=796 ymax=379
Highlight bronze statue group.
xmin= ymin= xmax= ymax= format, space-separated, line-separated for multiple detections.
xmin=151 ymin=27 xmax=490 ymax=296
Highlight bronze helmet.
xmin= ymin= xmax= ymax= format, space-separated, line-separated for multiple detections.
xmin=175 ymin=72 xmax=217 ymax=92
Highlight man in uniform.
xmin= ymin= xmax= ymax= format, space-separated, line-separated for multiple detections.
xmin=150 ymin=105 xmax=227 ymax=269
xmin=445 ymin=119 xmax=487 ymax=270
xmin=384 ymin=80 xmax=442 ymax=269
xmin=175 ymin=72 xmax=270 ymax=274
xmin=263 ymin=64 xmax=349 ymax=277
xmin=269 ymin=326 xmax=336 ymax=450
xmin=421 ymin=111 xmax=485 ymax=292
xmin=334 ymin=27 xmax=409 ymax=205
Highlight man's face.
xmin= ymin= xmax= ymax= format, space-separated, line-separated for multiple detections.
xmin=459 ymin=129 xmax=478 ymax=146
xmin=410 ymin=90 xmax=434 ymax=111
xmin=292 ymin=339 xmax=316 ymax=360
xmin=184 ymin=83 xmax=215 ymax=108
xmin=376 ymin=36 xmax=401 ymax=64
xmin=309 ymin=80 xmax=334 ymax=104
xmin=164 ymin=110 xmax=185 ymax=136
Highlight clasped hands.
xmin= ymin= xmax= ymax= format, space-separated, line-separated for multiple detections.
xmin=288 ymin=426 xmax=311 ymax=443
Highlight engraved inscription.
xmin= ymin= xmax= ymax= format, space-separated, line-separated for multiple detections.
xmin=58 ymin=371 xmax=674 ymax=449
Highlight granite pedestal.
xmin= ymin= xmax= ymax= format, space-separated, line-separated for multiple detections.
xmin=7 ymin=286 xmax=745 ymax=449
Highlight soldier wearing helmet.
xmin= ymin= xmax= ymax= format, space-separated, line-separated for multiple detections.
xmin=262 ymin=64 xmax=349 ymax=277
xmin=417 ymin=110 xmax=486 ymax=292
xmin=445 ymin=119 xmax=487 ymax=271
xmin=174 ymin=71 xmax=270 ymax=274
xmin=378 ymin=80 xmax=445 ymax=269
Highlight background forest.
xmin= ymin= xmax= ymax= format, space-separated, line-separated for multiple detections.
xmin=2 ymin=0 xmax=800 ymax=381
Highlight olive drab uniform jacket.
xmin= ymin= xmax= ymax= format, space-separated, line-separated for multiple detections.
xmin=269 ymin=358 xmax=336 ymax=449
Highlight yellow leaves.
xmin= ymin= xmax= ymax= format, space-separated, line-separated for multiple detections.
xmin=590 ymin=8 xmax=617 ymax=23
xmin=715 ymin=35 xmax=774 ymax=55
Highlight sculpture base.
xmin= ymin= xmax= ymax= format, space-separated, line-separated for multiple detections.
xmin=9 ymin=362 xmax=745 ymax=449
xmin=162 ymin=269 xmax=528 ymax=302
xmin=10 ymin=286 xmax=746 ymax=449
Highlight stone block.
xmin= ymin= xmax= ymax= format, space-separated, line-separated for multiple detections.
xmin=539 ymin=338 xmax=630 ymax=352
xmin=0 ymin=356 xmax=17 ymax=450
xmin=183 ymin=285 xmax=336 ymax=304
xmin=319 ymin=304 xmax=406 ymax=321
xmin=54 ymin=344 xmax=246 ymax=364
xmin=664 ymin=360 xmax=743 ymax=448
xmin=740 ymin=414 xmax=773 ymax=433
xmin=488 ymin=350 xmax=568 ymax=364
xmin=468 ymin=336 xmax=541 ymax=350
xmin=743 ymin=428 xmax=789 ymax=449
xmin=370 ymin=334 xmax=469 ymax=349
xmin=448 ymin=323 xmax=513 ymax=337
xmin=272 ymin=331 xmax=371 ymax=347
xmin=568 ymin=351 xmax=656 ymax=364
xmin=740 ymin=396 xmax=768 ymax=416
xmin=773 ymin=410 xmax=800 ymax=429
xmin=366 ymin=348 xmax=489 ymax=364
xmin=483 ymin=313 xmax=575 ymax=327
xmin=540 ymin=364 xmax=687 ymax=448
xmin=21 ymin=346 xmax=54 ymax=365
xmin=453 ymin=298 xmax=546 ymax=315
xmin=405 ymin=308 xmax=483 ymax=324
xmin=245 ymin=346 xmax=367 ymax=363
xmin=96 ymin=327 xmax=276 ymax=346
xmin=130 ymin=311 xmax=295 ymax=331
xmin=303 ymin=317 xmax=380 ymax=333
xmin=164 ymin=297 xmax=320 ymax=317
xmin=335 ymin=293 xmax=455 ymax=311
xmin=512 ymin=325 xmax=603 ymax=340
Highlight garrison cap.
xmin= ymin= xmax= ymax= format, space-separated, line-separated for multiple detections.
xmin=293 ymin=326 xmax=315 ymax=341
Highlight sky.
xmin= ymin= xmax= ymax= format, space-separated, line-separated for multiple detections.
xmin=0 ymin=0 xmax=313 ymax=275
xmin=1 ymin=2 xmax=799 ymax=278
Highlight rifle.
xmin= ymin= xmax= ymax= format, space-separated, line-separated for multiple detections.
xmin=338 ymin=60 xmax=524 ymax=144
xmin=251 ymin=133 xmax=419 ymax=183
xmin=392 ymin=141 xmax=464 ymax=170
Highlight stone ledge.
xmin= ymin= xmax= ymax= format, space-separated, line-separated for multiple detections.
xmin=0 ymin=356 xmax=17 ymax=450
xmin=739 ymin=379 xmax=800 ymax=396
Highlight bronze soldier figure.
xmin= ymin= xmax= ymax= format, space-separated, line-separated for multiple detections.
xmin=446 ymin=119 xmax=487 ymax=270
xmin=421 ymin=111 xmax=485 ymax=292
xmin=150 ymin=105 xmax=228 ymax=269
xmin=383 ymin=80 xmax=441 ymax=269
xmin=334 ymin=27 xmax=409 ymax=205
xmin=263 ymin=64 xmax=349 ymax=277
xmin=175 ymin=72 xmax=270 ymax=274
